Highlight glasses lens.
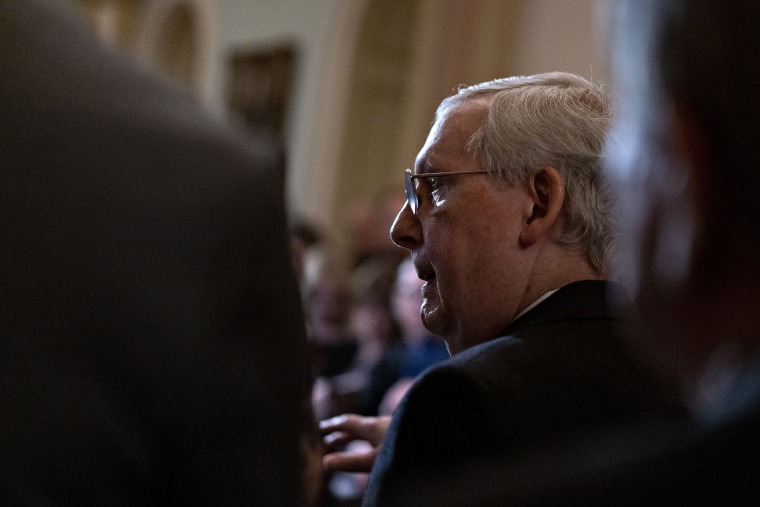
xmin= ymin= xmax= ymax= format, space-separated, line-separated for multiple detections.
xmin=404 ymin=169 xmax=417 ymax=214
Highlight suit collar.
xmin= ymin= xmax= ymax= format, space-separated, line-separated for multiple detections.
xmin=500 ymin=280 xmax=630 ymax=336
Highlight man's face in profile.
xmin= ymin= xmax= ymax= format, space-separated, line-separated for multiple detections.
xmin=391 ymin=100 xmax=536 ymax=355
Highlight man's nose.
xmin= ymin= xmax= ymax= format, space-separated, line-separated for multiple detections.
xmin=390 ymin=201 xmax=422 ymax=250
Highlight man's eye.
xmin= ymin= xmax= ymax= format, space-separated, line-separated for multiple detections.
xmin=428 ymin=176 xmax=440 ymax=189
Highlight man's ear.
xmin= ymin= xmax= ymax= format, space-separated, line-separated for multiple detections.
xmin=519 ymin=166 xmax=565 ymax=247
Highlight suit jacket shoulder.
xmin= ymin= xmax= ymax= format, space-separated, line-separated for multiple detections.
xmin=363 ymin=281 xmax=682 ymax=506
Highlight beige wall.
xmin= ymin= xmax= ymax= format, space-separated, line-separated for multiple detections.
xmin=69 ymin=0 xmax=609 ymax=251
xmin=511 ymin=0 xmax=609 ymax=81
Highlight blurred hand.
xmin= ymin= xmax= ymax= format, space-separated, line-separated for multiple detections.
xmin=319 ymin=414 xmax=391 ymax=473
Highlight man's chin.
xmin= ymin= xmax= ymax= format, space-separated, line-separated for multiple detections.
xmin=420 ymin=304 xmax=446 ymax=337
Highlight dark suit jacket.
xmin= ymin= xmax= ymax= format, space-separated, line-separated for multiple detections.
xmin=362 ymin=280 xmax=682 ymax=507
xmin=0 ymin=1 xmax=313 ymax=504
xmin=478 ymin=359 xmax=760 ymax=506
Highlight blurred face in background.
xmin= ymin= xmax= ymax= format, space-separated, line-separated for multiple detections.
xmin=391 ymin=258 xmax=429 ymax=342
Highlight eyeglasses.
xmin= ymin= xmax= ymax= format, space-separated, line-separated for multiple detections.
xmin=404 ymin=168 xmax=490 ymax=214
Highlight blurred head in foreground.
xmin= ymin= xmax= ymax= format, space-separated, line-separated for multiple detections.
xmin=607 ymin=0 xmax=760 ymax=407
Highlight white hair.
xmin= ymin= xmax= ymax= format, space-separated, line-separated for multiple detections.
xmin=439 ymin=72 xmax=614 ymax=273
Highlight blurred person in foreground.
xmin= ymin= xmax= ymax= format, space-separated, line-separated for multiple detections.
xmin=530 ymin=0 xmax=760 ymax=502
xmin=0 ymin=0 xmax=317 ymax=504
xmin=321 ymin=72 xmax=683 ymax=506
xmin=382 ymin=1 xmax=760 ymax=505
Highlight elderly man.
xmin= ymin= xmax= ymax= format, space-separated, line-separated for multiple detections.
xmin=376 ymin=1 xmax=760 ymax=505
xmin=322 ymin=72 xmax=682 ymax=506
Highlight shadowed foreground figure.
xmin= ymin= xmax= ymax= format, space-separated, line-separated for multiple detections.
xmin=0 ymin=0 xmax=316 ymax=504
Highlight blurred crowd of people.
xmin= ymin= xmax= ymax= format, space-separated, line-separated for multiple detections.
xmin=290 ymin=194 xmax=450 ymax=503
